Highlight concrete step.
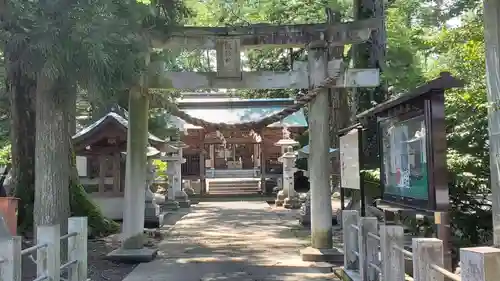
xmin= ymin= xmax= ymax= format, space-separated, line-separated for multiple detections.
xmin=208 ymin=190 xmax=259 ymax=195
xmin=207 ymin=187 xmax=261 ymax=194
xmin=206 ymin=177 xmax=261 ymax=195
xmin=210 ymin=171 xmax=258 ymax=178
xmin=208 ymin=181 xmax=260 ymax=187
xmin=208 ymin=186 xmax=261 ymax=191
xmin=208 ymin=186 xmax=260 ymax=190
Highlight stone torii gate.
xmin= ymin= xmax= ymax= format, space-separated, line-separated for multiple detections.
xmin=109 ymin=18 xmax=382 ymax=261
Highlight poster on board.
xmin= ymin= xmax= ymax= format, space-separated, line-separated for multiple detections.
xmin=380 ymin=116 xmax=429 ymax=201
xmin=340 ymin=129 xmax=360 ymax=190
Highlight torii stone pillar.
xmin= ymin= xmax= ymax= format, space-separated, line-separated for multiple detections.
xmin=108 ymin=54 xmax=157 ymax=261
xmin=483 ymin=0 xmax=500 ymax=246
xmin=282 ymin=147 xmax=300 ymax=209
xmin=306 ymin=43 xmax=333 ymax=249
xmin=301 ymin=43 xmax=344 ymax=263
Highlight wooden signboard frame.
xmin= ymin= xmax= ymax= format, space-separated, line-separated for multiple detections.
xmin=357 ymin=72 xmax=463 ymax=212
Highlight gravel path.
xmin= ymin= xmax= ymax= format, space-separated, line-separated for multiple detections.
xmin=123 ymin=201 xmax=338 ymax=281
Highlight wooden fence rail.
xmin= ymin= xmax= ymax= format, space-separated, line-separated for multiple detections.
xmin=0 ymin=217 xmax=88 ymax=281
xmin=342 ymin=210 xmax=500 ymax=281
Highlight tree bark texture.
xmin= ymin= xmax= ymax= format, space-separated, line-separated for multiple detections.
xmin=34 ymin=74 xmax=72 ymax=231
xmin=354 ymin=0 xmax=387 ymax=168
xmin=327 ymin=10 xmax=351 ymax=190
xmin=8 ymin=69 xmax=36 ymax=233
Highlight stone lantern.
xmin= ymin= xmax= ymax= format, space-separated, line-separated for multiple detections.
xmin=158 ymin=144 xmax=181 ymax=210
xmin=169 ymin=139 xmax=191 ymax=208
xmin=144 ymin=147 xmax=161 ymax=225
xmin=274 ymin=127 xmax=300 ymax=208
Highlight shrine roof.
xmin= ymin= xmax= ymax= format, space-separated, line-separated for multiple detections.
xmin=73 ymin=112 xmax=164 ymax=145
xmin=170 ymin=95 xmax=306 ymax=129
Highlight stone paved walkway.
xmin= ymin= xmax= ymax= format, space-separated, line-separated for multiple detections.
xmin=123 ymin=201 xmax=338 ymax=281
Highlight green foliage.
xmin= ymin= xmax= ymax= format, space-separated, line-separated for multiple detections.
xmin=428 ymin=13 xmax=492 ymax=247
xmin=0 ymin=144 xmax=10 ymax=166
xmin=295 ymin=131 xmax=309 ymax=171
xmin=0 ymin=0 xmax=190 ymax=234
xmin=153 ymin=159 xmax=168 ymax=180
xmin=0 ymin=0 xmax=488 ymax=247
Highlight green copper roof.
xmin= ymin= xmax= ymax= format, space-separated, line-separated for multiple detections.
xmin=171 ymin=106 xmax=308 ymax=129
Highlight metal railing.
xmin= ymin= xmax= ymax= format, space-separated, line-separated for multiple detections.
xmin=0 ymin=217 xmax=88 ymax=281
xmin=342 ymin=210 xmax=500 ymax=281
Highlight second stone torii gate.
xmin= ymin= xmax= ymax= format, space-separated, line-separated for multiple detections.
xmin=112 ymin=18 xmax=382 ymax=262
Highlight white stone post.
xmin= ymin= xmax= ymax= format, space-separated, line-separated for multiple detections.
xmin=283 ymin=147 xmax=300 ymax=209
xmin=483 ymin=0 xmax=500 ymax=247
xmin=412 ymin=238 xmax=444 ymax=281
xmin=460 ymin=247 xmax=500 ymax=281
xmin=308 ymin=43 xmax=333 ymax=249
xmin=380 ymin=225 xmax=405 ymax=281
xmin=342 ymin=210 xmax=359 ymax=270
xmin=68 ymin=217 xmax=88 ymax=281
xmin=37 ymin=224 xmax=60 ymax=281
xmin=358 ymin=217 xmax=378 ymax=281
xmin=0 ymin=236 xmax=22 ymax=281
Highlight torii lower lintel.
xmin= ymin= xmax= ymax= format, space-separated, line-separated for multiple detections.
xmin=148 ymin=62 xmax=380 ymax=90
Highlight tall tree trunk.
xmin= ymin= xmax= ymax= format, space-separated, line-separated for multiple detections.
xmin=346 ymin=0 xmax=387 ymax=212
xmin=2 ymin=0 xmax=37 ymax=234
xmin=327 ymin=9 xmax=351 ymax=192
xmin=9 ymin=70 xmax=36 ymax=234
xmin=34 ymin=74 xmax=71 ymax=233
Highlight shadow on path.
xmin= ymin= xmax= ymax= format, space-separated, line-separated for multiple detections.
xmin=123 ymin=201 xmax=337 ymax=281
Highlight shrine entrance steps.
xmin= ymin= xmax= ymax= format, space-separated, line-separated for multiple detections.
xmin=122 ymin=201 xmax=338 ymax=281
xmin=206 ymin=178 xmax=261 ymax=196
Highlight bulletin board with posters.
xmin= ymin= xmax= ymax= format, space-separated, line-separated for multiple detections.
xmin=356 ymin=72 xmax=464 ymax=212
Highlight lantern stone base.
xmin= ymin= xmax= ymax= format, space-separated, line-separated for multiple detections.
xmin=300 ymin=247 xmax=344 ymax=263
xmin=107 ymin=247 xmax=158 ymax=263
xmin=144 ymin=201 xmax=161 ymax=228
xmin=177 ymin=199 xmax=191 ymax=208
xmin=274 ymin=190 xmax=286 ymax=207
xmin=299 ymin=200 xmax=311 ymax=226
xmin=175 ymin=190 xmax=191 ymax=208
xmin=160 ymin=199 xmax=180 ymax=211
xmin=284 ymin=196 xmax=301 ymax=209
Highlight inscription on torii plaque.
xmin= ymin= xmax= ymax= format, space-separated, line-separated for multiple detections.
xmin=216 ymin=38 xmax=241 ymax=79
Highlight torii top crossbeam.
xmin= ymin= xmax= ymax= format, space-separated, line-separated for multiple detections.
xmin=150 ymin=18 xmax=379 ymax=50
